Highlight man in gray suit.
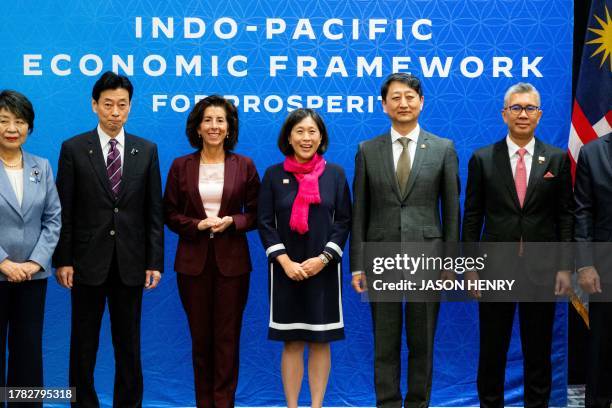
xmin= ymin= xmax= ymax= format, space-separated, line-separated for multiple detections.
xmin=351 ymin=73 xmax=460 ymax=408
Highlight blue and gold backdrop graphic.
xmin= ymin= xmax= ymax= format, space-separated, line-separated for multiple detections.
xmin=0 ymin=1 xmax=572 ymax=406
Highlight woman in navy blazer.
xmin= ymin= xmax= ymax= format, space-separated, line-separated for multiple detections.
xmin=257 ymin=109 xmax=351 ymax=408
xmin=0 ymin=90 xmax=61 ymax=399
xmin=163 ymin=95 xmax=260 ymax=408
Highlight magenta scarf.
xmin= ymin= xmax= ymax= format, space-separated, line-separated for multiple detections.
xmin=283 ymin=154 xmax=326 ymax=234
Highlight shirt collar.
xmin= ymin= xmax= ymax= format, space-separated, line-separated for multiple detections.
xmin=506 ymin=135 xmax=535 ymax=157
xmin=97 ymin=125 xmax=125 ymax=148
xmin=391 ymin=124 xmax=420 ymax=144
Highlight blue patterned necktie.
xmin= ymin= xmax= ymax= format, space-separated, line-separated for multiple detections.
xmin=106 ymin=139 xmax=122 ymax=197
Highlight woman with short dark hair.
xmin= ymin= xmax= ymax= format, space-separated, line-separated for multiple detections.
xmin=163 ymin=95 xmax=260 ymax=408
xmin=258 ymin=108 xmax=351 ymax=408
xmin=0 ymin=90 xmax=61 ymax=402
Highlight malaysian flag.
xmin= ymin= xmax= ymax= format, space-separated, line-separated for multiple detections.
xmin=568 ymin=1 xmax=612 ymax=174
xmin=568 ymin=0 xmax=611 ymax=327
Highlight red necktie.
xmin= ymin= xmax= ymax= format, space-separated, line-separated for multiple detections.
xmin=515 ymin=148 xmax=527 ymax=207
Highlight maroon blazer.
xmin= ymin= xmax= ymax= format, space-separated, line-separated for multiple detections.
xmin=164 ymin=152 xmax=260 ymax=276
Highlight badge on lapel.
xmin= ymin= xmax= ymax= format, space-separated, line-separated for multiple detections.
xmin=29 ymin=168 xmax=41 ymax=183
xmin=538 ymin=156 xmax=545 ymax=164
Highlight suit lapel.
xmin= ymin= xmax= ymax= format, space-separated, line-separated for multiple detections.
xmin=523 ymin=138 xmax=546 ymax=209
xmin=493 ymin=139 xmax=521 ymax=210
xmin=187 ymin=152 xmax=207 ymax=219
xmin=20 ymin=151 xmax=39 ymax=217
xmin=378 ymin=135 xmax=402 ymax=201
xmin=0 ymin=164 xmax=22 ymax=217
xmin=218 ymin=153 xmax=236 ymax=217
xmin=117 ymin=134 xmax=137 ymax=201
xmin=87 ymin=130 xmax=115 ymax=199
xmin=604 ymin=134 xmax=612 ymax=175
xmin=403 ymin=130 xmax=428 ymax=200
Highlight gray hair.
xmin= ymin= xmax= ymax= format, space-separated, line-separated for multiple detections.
xmin=503 ymin=82 xmax=541 ymax=107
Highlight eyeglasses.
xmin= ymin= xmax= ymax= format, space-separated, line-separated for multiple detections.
xmin=505 ymin=104 xmax=540 ymax=116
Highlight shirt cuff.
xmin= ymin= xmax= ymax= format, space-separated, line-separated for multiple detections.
xmin=324 ymin=241 xmax=343 ymax=260
xmin=265 ymin=243 xmax=287 ymax=258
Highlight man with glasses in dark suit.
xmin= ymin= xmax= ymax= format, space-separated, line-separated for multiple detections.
xmin=462 ymin=82 xmax=574 ymax=408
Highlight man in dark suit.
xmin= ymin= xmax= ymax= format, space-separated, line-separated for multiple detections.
xmin=350 ymin=73 xmax=460 ymax=408
xmin=462 ymin=82 xmax=574 ymax=408
xmin=574 ymin=131 xmax=612 ymax=408
xmin=53 ymin=71 xmax=164 ymax=408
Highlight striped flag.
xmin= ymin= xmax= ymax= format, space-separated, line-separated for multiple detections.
xmin=568 ymin=1 xmax=612 ymax=174
xmin=568 ymin=0 xmax=612 ymax=327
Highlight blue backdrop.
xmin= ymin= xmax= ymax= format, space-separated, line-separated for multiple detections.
xmin=0 ymin=0 xmax=573 ymax=406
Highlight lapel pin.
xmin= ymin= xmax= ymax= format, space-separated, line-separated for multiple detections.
xmin=88 ymin=150 xmax=93 ymax=155
xmin=30 ymin=169 xmax=40 ymax=183
xmin=420 ymin=144 xmax=427 ymax=149
xmin=130 ymin=148 xmax=139 ymax=156
xmin=538 ymin=156 xmax=545 ymax=163
xmin=283 ymin=179 xmax=290 ymax=184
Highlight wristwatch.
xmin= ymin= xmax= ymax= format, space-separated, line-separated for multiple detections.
xmin=318 ymin=254 xmax=330 ymax=265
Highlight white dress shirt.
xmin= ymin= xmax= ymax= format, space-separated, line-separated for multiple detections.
xmin=5 ymin=168 xmax=24 ymax=206
xmin=506 ymin=135 xmax=535 ymax=185
xmin=391 ymin=124 xmax=420 ymax=171
xmin=98 ymin=125 xmax=125 ymax=171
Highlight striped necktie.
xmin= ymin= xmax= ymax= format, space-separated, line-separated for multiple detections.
xmin=106 ymin=139 xmax=122 ymax=197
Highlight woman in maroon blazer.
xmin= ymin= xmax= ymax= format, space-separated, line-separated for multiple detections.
xmin=163 ymin=95 xmax=260 ymax=408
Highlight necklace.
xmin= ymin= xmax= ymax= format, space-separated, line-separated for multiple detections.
xmin=200 ymin=151 xmax=224 ymax=164
xmin=0 ymin=152 xmax=22 ymax=168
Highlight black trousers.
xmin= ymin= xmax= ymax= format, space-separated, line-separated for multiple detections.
xmin=0 ymin=279 xmax=47 ymax=408
xmin=370 ymin=301 xmax=439 ymax=408
xmin=586 ymin=301 xmax=612 ymax=408
xmin=69 ymin=255 xmax=144 ymax=408
xmin=477 ymin=302 xmax=556 ymax=408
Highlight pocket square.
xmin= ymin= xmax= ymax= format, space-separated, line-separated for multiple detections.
xmin=543 ymin=171 xmax=555 ymax=179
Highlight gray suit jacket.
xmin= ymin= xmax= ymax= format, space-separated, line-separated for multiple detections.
xmin=0 ymin=151 xmax=62 ymax=280
xmin=350 ymin=129 xmax=460 ymax=272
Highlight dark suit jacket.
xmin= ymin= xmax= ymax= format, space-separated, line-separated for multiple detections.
xmin=53 ymin=129 xmax=164 ymax=286
xmin=462 ymin=137 xmax=574 ymax=269
xmin=575 ymin=133 xmax=612 ymax=269
xmin=163 ymin=152 xmax=260 ymax=277
xmin=350 ymin=129 xmax=460 ymax=272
